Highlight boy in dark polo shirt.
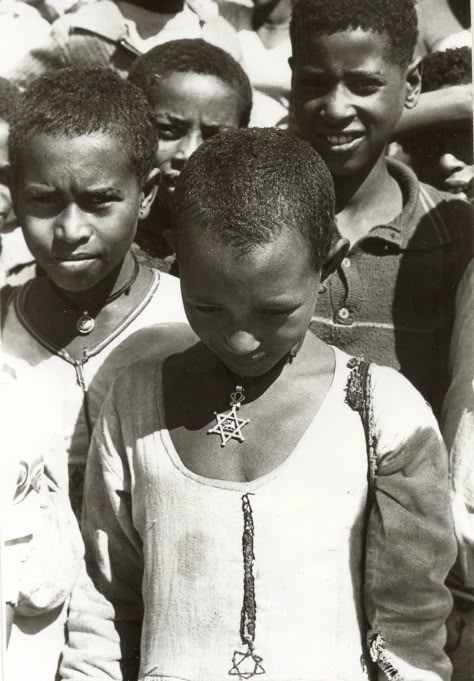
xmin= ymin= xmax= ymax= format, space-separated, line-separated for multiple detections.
xmin=290 ymin=0 xmax=473 ymax=418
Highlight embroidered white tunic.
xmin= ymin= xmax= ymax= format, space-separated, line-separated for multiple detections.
xmin=62 ymin=347 xmax=455 ymax=681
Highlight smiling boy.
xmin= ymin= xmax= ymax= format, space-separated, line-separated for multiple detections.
xmin=290 ymin=0 xmax=473 ymax=417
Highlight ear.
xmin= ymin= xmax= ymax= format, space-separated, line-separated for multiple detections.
xmin=138 ymin=167 xmax=160 ymax=221
xmin=404 ymin=57 xmax=422 ymax=110
xmin=321 ymin=238 xmax=349 ymax=282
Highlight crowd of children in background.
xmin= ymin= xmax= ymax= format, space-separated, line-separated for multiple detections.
xmin=0 ymin=0 xmax=473 ymax=680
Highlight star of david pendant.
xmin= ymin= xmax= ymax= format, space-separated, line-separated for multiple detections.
xmin=229 ymin=647 xmax=265 ymax=679
xmin=77 ymin=313 xmax=95 ymax=335
xmin=207 ymin=385 xmax=250 ymax=447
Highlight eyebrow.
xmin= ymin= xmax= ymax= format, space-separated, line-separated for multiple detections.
xmin=154 ymin=113 xmax=187 ymax=123
xmin=300 ymin=66 xmax=385 ymax=77
xmin=24 ymin=185 xmax=123 ymax=196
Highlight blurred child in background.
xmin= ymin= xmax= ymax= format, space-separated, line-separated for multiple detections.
xmin=128 ymin=38 xmax=252 ymax=273
xmin=402 ymin=47 xmax=473 ymax=201
xmin=4 ymin=0 xmax=242 ymax=88
xmin=0 ymin=76 xmax=36 ymax=287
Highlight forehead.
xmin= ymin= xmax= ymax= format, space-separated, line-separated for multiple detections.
xmin=14 ymin=132 xmax=135 ymax=184
xmin=178 ymin=220 xmax=317 ymax=289
xmin=293 ymin=27 xmax=397 ymax=73
xmin=148 ymin=71 xmax=241 ymax=122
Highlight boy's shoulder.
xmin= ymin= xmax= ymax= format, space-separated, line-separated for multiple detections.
xmin=110 ymin=324 xmax=200 ymax=395
xmin=387 ymin=159 xmax=473 ymax=252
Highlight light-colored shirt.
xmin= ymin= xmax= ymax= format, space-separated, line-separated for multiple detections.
xmin=442 ymin=258 xmax=474 ymax=598
xmin=2 ymin=271 xmax=187 ymax=500
xmin=61 ymin=346 xmax=455 ymax=681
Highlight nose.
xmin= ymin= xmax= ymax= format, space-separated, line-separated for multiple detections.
xmin=224 ymin=329 xmax=261 ymax=356
xmin=54 ymin=203 xmax=91 ymax=244
xmin=321 ymin=84 xmax=356 ymax=123
xmin=171 ymin=132 xmax=202 ymax=170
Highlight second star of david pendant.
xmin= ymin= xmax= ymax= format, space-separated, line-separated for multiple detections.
xmin=207 ymin=404 xmax=250 ymax=447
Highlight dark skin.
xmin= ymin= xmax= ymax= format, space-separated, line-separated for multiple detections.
xmin=164 ymin=333 xmax=336 ymax=482
xmin=164 ymin=224 xmax=347 ymax=483
xmin=24 ymin=259 xmax=155 ymax=358
xmin=291 ymin=29 xmax=421 ymax=246
xmin=11 ymin=132 xmax=158 ymax=360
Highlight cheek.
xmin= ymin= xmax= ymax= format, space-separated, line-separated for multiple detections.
xmin=21 ymin=220 xmax=54 ymax=260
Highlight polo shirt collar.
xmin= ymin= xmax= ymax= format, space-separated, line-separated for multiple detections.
xmin=367 ymin=158 xmax=459 ymax=251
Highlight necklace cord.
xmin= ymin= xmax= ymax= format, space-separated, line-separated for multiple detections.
xmin=51 ymin=253 xmax=140 ymax=316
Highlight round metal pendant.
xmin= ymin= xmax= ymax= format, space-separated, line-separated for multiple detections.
xmin=77 ymin=314 xmax=95 ymax=335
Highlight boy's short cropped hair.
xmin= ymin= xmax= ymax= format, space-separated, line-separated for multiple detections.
xmin=128 ymin=39 xmax=252 ymax=127
xmin=290 ymin=0 xmax=418 ymax=69
xmin=9 ymin=68 xmax=158 ymax=184
xmin=421 ymin=46 xmax=471 ymax=92
xmin=0 ymin=78 xmax=20 ymax=125
xmin=174 ymin=128 xmax=337 ymax=270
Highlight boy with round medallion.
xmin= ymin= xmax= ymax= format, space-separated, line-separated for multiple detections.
xmin=2 ymin=68 xmax=188 ymax=514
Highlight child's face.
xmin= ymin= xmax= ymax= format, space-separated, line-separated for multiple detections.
xmin=291 ymin=28 xmax=418 ymax=177
xmin=409 ymin=126 xmax=474 ymax=197
xmin=178 ymin=221 xmax=320 ymax=378
xmin=12 ymin=132 xmax=156 ymax=292
xmin=149 ymin=71 xmax=241 ymax=209
xmin=0 ymin=119 xmax=13 ymax=231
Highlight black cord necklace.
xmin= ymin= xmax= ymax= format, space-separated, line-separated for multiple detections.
xmin=51 ymin=254 xmax=140 ymax=335
xmin=207 ymin=337 xmax=304 ymax=447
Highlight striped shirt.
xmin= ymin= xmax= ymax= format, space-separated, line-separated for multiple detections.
xmin=311 ymin=159 xmax=474 ymax=418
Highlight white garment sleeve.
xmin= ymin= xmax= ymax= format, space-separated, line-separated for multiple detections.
xmin=442 ymin=259 xmax=474 ymax=591
xmin=61 ymin=387 xmax=144 ymax=681
xmin=365 ymin=365 xmax=456 ymax=681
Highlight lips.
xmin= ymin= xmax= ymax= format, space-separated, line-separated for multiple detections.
xmin=217 ymin=349 xmax=272 ymax=377
xmin=53 ymin=253 xmax=97 ymax=262
xmin=316 ymin=131 xmax=364 ymax=152
xmin=51 ymin=253 xmax=99 ymax=271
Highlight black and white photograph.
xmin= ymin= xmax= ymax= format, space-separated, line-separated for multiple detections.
xmin=0 ymin=0 xmax=473 ymax=679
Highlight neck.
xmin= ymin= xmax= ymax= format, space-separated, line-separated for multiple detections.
xmin=51 ymin=251 xmax=136 ymax=313
xmin=334 ymin=156 xmax=392 ymax=211
xmin=333 ymin=155 xmax=403 ymax=245
xmin=253 ymin=0 xmax=291 ymax=29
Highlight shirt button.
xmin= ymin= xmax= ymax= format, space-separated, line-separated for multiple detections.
xmin=342 ymin=257 xmax=351 ymax=269
xmin=338 ymin=307 xmax=350 ymax=320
